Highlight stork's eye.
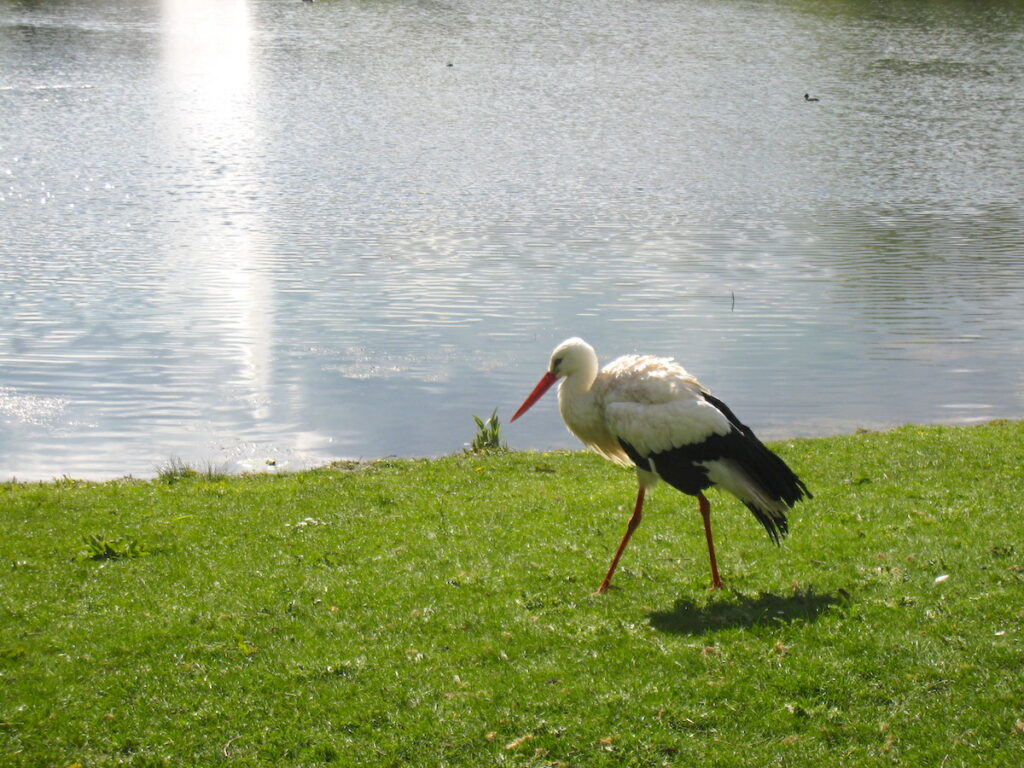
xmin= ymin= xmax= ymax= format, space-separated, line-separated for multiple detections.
xmin=552 ymin=356 xmax=564 ymax=369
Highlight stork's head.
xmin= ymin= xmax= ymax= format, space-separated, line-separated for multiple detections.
xmin=546 ymin=337 xmax=596 ymax=378
xmin=510 ymin=337 xmax=597 ymax=422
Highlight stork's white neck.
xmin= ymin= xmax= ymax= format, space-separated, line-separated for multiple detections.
xmin=556 ymin=361 xmax=602 ymax=444
xmin=559 ymin=356 xmax=597 ymax=396
xmin=547 ymin=340 xmax=631 ymax=466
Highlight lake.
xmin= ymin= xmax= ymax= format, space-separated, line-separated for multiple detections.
xmin=2 ymin=0 xmax=1022 ymax=481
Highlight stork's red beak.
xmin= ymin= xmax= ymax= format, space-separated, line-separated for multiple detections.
xmin=510 ymin=371 xmax=558 ymax=422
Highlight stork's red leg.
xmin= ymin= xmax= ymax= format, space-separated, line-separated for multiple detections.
xmin=596 ymin=486 xmax=645 ymax=594
xmin=698 ymin=492 xmax=723 ymax=589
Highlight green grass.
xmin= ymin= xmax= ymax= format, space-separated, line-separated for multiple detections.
xmin=2 ymin=422 xmax=1023 ymax=767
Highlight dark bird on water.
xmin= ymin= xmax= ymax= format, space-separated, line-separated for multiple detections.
xmin=804 ymin=93 xmax=820 ymax=102
xmin=511 ymin=337 xmax=812 ymax=592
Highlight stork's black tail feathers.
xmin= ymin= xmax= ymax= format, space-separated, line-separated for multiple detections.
xmin=745 ymin=502 xmax=789 ymax=545
xmin=701 ymin=393 xmax=811 ymax=544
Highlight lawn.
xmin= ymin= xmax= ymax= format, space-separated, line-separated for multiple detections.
xmin=2 ymin=421 xmax=1022 ymax=766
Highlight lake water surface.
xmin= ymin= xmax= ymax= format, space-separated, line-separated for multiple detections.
xmin=2 ymin=0 xmax=1023 ymax=480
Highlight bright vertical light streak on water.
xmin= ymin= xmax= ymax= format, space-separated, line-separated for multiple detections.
xmin=158 ymin=0 xmax=280 ymax=439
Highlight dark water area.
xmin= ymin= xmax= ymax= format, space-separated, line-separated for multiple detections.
xmin=1 ymin=0 xmax=1022 ymax=480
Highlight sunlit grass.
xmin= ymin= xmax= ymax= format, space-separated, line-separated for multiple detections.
xmin=1 ymin=422 xmax=1022 ymax=766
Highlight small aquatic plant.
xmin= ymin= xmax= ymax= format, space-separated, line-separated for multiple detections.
xmin=467 ymin=408 xmax=506 ymax=454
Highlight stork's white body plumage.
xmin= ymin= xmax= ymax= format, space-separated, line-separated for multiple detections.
xmin=511 ymin=337 xmax=811 ymax=592
xmin=557 ymin=352 xmax=708 ymax=464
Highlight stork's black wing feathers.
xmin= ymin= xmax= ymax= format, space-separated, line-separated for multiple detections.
xmin=700 ymin=392 xmax=812 ymax=508
xmin=617 ymin=391 xmax=811 ymax=545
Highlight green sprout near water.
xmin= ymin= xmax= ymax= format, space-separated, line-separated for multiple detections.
xmin=467 ymin=408 xmax=506 ymax=454
xmin=156 ymin=456 xmax=229 ymax=483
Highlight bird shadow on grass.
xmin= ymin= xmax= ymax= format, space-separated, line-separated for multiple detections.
xmin=648 ymin=587 xmax=842 ymax=636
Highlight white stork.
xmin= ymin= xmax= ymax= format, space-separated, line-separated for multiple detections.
xmin=510 ymin=337 xmax=811 ymax=592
